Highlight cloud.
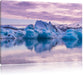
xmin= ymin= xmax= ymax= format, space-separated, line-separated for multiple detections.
xmin=52 ymin=3 xmax=82 ymax=10
xmin=1 ymin=1 xmax=82 ymax=24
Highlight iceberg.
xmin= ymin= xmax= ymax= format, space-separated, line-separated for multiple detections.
xmin=0 ymin=27 xmax=25 ymax=39
xmin=25 ymin=24 xmax=34 ymax=30
xmin=14 ymin=30 xmax=25 ymax=39
xmin=24 ymin=24 xmax=38 ymax=39
xmin=24 ymin=29 xmax=38 ymax=39
xmin=0 ymin=28 xmax=15 ymax=39
xmin=74 ymin=29 xmax=82 ymax=40
xmin=35 ymin=20 xmax=57 ymax=39
xmin=0 ymin=20 xmax=82 ymax=40
xmin=62 ymin=29 xmax=82 ymax=40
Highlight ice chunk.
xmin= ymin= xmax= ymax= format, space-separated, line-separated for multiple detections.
xmin=14 ymin=30 xmax=25 ymax=39
xmin=62 ymin=29 xmax=82 ymax=48
xmin=37 ymin=30 xmax=55 ymax=39
xmin=62 ymin=29 xmax=82 ymax=40
xmin=25 ymin=24 xmax=34 ymax=30
xmin=0 ymin=27 xmax=25 ymax=39
xmin=0 ymin=21 xmax=82 ymax=39
xmin=62 ymin=29 xmax=78 ymax=40
xmin=0 ymin=26 xmax=26 ymax=39
xmin=35 ymin=20 xmax=57 ymax=39
xmin=24 ymin=29 xmax=38 ymax=39
xmin=47 ymin=22 xmax=56 ymax=32
xmin=24 ymin=24 xmax=38 ymax=39
xmin=62 ymin=32 xmax=78 ymax=40
xmin=35 ymin=20 xmax=48 ymax=30
xmin=75 ymin=29 xmax=82 ymax=40
xmin=0 ymin=28 xmax=15 ymax=39
xmin=35 ymin=20 xmax=56 ymax=32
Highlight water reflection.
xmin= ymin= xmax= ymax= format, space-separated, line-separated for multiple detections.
xmin=62 ymin=39 xmax=82 ymax=48
xmin=34 ymin=39 xmax=58 ymax=53
xmin=0 ymin=39 xmax=14 ymax=48
xmin=0 ymin=38 xmax=82 ymax=53
xmin=25 ymin=39 xmax=38 ymax=50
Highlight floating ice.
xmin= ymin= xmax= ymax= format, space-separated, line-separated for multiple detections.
xmin=0 ymin=20 xmax=82 ymax=40
xmin=74 ymin=29 xmax=82 ymax=40
xmin=0 ymin=27 xmax=25 ymax=39
xmin=62 ymin=29 xmax=78 ymax=40
xmin=35 ymin=20 xmax=57 ymax=39
xmin=0 ymin=28 xmax=15 ymax=39
xmin=24 ymin=29 xmax=38 ymax=39
xmin=14 ymin=30 xmax=25 ymax=39
xmin=25 ymin=24 xmax=34 ymax=30
xmin=62 ymin=29 xmax=82 ymax=40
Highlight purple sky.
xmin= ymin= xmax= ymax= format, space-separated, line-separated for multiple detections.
xmin=1 ymin=1 xmax=82 ymax=24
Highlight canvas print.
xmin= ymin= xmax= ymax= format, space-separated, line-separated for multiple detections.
xmin=0 ymin=0 xmax=82 ymax=64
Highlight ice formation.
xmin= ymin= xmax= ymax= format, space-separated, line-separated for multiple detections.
xmin=62 ymin=29 xmax=82 ymax=40
xmin=0 ymin=20 xmax=82 ymax=41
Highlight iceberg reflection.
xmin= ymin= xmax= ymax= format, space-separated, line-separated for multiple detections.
xmin=62 ymin=39 xmax=82 ymax=48
xmin=34 ymin=39 xmax=58 ymax=53
xmin=1 ymin=38 xmax=82 ymax=53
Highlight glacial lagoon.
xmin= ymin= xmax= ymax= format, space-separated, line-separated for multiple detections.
xmin=1 ymin=38 xmax=82 ymax=64
xmin=0 ymin=20 xmax=82 ymax=64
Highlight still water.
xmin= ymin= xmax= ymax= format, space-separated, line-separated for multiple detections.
xmin=1 ymin=38 xmax=82 ymax=64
